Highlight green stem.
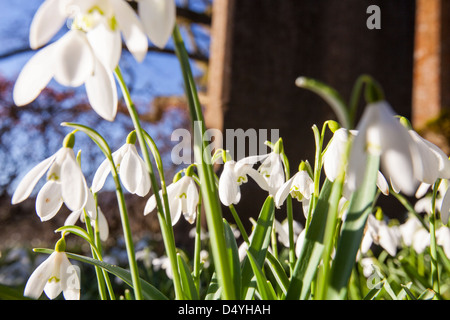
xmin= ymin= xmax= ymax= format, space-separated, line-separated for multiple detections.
xmin=173 ymin=25 xmax=235 ymax=299
xmin=193 ymin=203 xmax=202 ymax=291
xmin=430 ymin=179 xmax=441 ymax=298
xmin=229 ymin=204 xmax=250 ymax=244
xmin=114 ymin=67 xmax=184 ymax=300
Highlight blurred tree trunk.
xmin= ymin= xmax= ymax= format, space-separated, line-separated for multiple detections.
xmin=206 ymin=0 xmax=416 ymax=227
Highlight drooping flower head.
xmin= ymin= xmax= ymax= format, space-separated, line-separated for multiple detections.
xmin=13 ymin=0 xmax=151 ymax=121
xmin=347 ymin=101 xmax=422 ymax=196
xmin=92 ymin=131 xmax=151 ymax=197
xmin=24 ymin=237 xmax=80 ymax=300
xmin=144 ymin=168 xmax=199 ymax=225
xmin=11 ymin=132 xmax=89 ymax=222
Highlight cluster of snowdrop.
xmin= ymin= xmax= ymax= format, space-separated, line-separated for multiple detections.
xmin=8 ymin=0 xmax=450 ymax=301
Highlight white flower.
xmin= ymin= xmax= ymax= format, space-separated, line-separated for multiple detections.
xmin=92 ymin=142 xmax=151 ymax=197
xmin=274 ymin=170 xmax=314 ymax=214
xmin=218 ymin=155 xmax=270 ymax=206
xmin=399 ymin=215 xmax=430 ymax=254
xmin=361 ymin=214 xmax=399 ymax=257
xmin=144 ymin=175 xmax=199 ymax=225
xmin=347 ymin=101 xmax=422 ymax=196
xmin=408 ymin=130 xmax=450 ymax=184
xmin=258 ymin=152 xmax=286 ymax=196
xmin=64 ymin=190 xmax=110 ymax=241
xmin=137 ymin=0 xmax=176 ymax=48
xmin=274 ymin=219 xmax=303 ymax=248
xmin=14 ymin=0 xmax=150 ymax=121
xmin=14 ymin=28 xmax=118 ymax=121
xmin=29 ymin=0 xmax=148 ymax=61
xmin=436 ymin=226 xmax=450 ymax=259
xmin=11 ymin=146 xmax=89 ymax=222
xmin=24 ymin=251 xmax=80 ymax=300
xmin=295 ymin=229 xmax=306 ymax=258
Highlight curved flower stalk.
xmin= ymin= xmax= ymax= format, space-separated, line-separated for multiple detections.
xmin=91 ymin=132 xmax=151 ymax=197
xmin=137 ymin=0 xmax=176 ymax=48
xmin=144 ymin=174 xmax=199 ymax=225
xmin=347 ymin=101 xmax=422 ymax=196
xmin=11 ymin=133 xmax=89 ymax=221
xmin=65 ymin=190 xmax=110 ymax=241
xmin=24 ymin=238 xmax=80 ymax=300
xmin=14 ymin=0 xmax=149 ymax=121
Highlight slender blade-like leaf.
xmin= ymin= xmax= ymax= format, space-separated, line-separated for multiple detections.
xmin=327 ymin=154 xmax=380 ymax=299
xmin=177 ymin=253 xmax=199 ymax=300
xmin=246 ymin=251 xmax=277 ymax=300
xmin=286 ymin=179 xmax=333 ymax=300
xmin=241 ymin=196 xmax=275 ymax=299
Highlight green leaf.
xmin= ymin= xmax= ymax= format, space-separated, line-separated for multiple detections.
xmin=327 ymin=154 xmax=380 ymax=299
xmin=286 ymin=179 xmax=333 ymax=300
xmin=240 ymin=196 xmax=275 ymax=299
xmin=246 ymin=251 xmax=277 ymax=300
xmin=0 ymin=284 xmax=31 ymax=300
xmin=399 ymin=283 xmax=417 ymax=300
xmin=34 ymin=248 xmax=168 ymax=300
xmin=204 ymin=272 xmax=222 ymax=300
xmin=265 ymin=251 xmax=289 ymax=297
xmin=223 ymin=219 xmax=242 ymax=299
xmin=177 ymin=253 xmax=199 ymax=300
xmin=363 ymin=281 xmax=385 ymax=300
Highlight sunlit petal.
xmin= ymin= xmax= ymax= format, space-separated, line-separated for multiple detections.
xmin=138 ymin=0 xmax=176 ymax=48
xmin=110 ymin=0 xmax=148 ymax=62
xmin=24 ymin=252 xmax=57 ymax=299
xmin=219 ymin=161 xmax=240 ymax=206
xmin=36 ymin=180 xmax=63 ymax=221
xmin=53 ymin=30 xmax=95 ymax=87
xmin=29 ymin=0 xmax=68 ymax=49
xmin=85 ymin=58 xmax=118 ymax=121
xmin=13 ymin=44 xmax=55 ymax=106
xmin=11 ymin=153 xmax=57 ymax=204
xmin=60 ymin=149 xmax=88 ymax=211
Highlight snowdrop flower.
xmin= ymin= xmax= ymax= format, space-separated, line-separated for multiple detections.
xmin=361 ymin=213 xmax=399 ymax=257
xmin=29 ymin=0 xmax=148 ymax=61
xmin=218 ymin=154 xmax=270 ymax=206
xmin=295 ymin=229 xmax=306 ymax=258
xmin=347 ymin=101 xmax=422 ymax=196
xmin=257 ymin=151 xmax=286 ymax=196
xmin=274 ymin=219 xmax=303 ymax=248
xmin=144 ymin=174 xmax=199 ymax=225
xmin=14 ymin=0 xmax=149 ymax=121
xmin=11 ymin=133 xmax=89 ymax=221
xmin=275 ymin=165 xmax=314 ymax=217
xmin=414 ymin=181 xmax=449 ymax=224
xmin=92 ymin=132 xmax=151 ymax=197
xmin=137 ymin=0 xmax=176 ymax=48
xmin=323 ymin=128 xmax=390 ymax=197
xmin=24 ymin=238 xmax=80 ymax=300
xmin=64 ymin=190 xmax=110 ymax=241
xmin=408 ymin=129 xmax=450 ymax=185
xmin=399 ymin=215 xmax=430 ymax=254
xmin=436 ymin=226 xmax=450 ymax=259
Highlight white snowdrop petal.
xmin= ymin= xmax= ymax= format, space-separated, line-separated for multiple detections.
xmin=110 ymin=0 xmax=148 ymax=62
xmin=53 ymin=30 xmax=95 ymax=87
xmin=60 ymin=150 xmax=88 ymax=211
xmin=11 ymin=153 xmax=57 ymax=204
xmin=138 ymin=0 xmax=176 ymax=49
xmin=36 ymin=180 xmax=63 ymax=221
xmin=29 ymin=0 xmax=68 ymax=49
xmin=24 ymin=252 xmax=57 ymax=299
xmin=85 ymin=58 xmax=118 ymax=121
xmin=13 ymin=44 xmax=55 ymax=107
